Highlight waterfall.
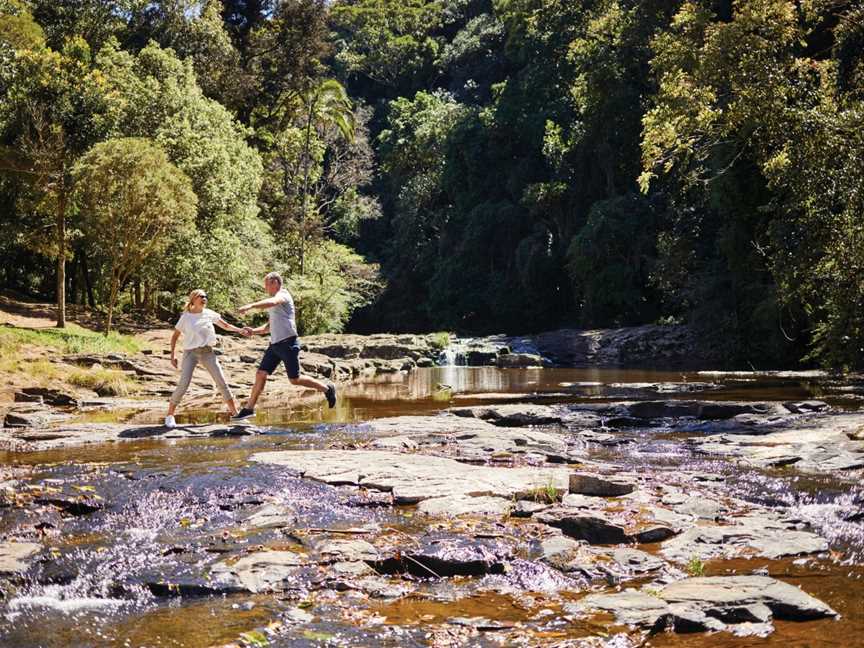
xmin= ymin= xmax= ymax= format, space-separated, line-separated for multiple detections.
xmin=438 ymin=339 xmax=469 ymax=366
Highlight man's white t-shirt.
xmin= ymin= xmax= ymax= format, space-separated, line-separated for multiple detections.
xmin=176 ymin=308 xmax=220 ymax=350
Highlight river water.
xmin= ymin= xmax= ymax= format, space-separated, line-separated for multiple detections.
xmin=1 ymin=367 xmax=862 ymax=647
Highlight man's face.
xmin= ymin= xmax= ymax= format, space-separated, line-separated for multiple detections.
xmin=264 ymin=278 xmax=278 ymax=296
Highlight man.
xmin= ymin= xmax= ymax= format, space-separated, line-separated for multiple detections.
xmin=231 ymin=272 xmax=336 ymax=421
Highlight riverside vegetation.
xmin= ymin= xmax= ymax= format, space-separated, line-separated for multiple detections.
xmin=1 ymin=0 xmax=864 ymax=368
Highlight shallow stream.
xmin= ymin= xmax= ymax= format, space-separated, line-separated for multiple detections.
xmin=1 ymin=368 xmax=862 ymax=647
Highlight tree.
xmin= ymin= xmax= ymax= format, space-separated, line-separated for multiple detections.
xmin=73 ymin=138 xmax=196 ymax=333
xmin=640 ymin=0 xmax=864 ymax=367
xmin=125 ymin=0 xmax=244 ymax=109
xmin=0 ymin=23 xmax=115 ymax=327
xmin=96 ymin=39 xmax=268 ymax=312
xmin=297 ymin=78 xmax=355 ymax=273
xmin=330 ymin=0 xmax=444 ymax=99
xmin=290 ymin=239 xmax=382 ymax=334
xmin=241 ymin=0 xmax=330 ymax=124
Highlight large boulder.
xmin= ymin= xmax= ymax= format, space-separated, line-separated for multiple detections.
xmin=569 ymin=474 xmax=635 ymax=497
xmin=496 ymin=353 xmax=545 ymax=368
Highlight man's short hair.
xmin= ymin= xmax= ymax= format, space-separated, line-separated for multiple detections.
xmin=264 ymin=272 xmax=283 ymax=286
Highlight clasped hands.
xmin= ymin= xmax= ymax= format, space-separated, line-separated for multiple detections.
xmin=237 ymin=303 xmax=254 ymax=337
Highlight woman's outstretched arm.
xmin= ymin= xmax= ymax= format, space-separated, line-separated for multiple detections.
xmin=216 ymin=318 xmax=251 ymax=337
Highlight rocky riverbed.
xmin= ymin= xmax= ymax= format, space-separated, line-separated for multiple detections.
xmin=1 ymin=359 xmax=863 ymax=647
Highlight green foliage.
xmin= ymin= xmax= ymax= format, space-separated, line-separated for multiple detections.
xmin=529 ymin=480 xmax=561 ymax=504
xmin=428 ymin=331 xmax=451 ymax=350
xmin=686 ymin=555 xmax=705 ymax=577
xmin=288 ymin=239 xmax=382 ymax=335
xmin=73 ymin=136 xmax=197 ymax=331
xmin=95 ymin=40 xmax=269 ymax=312
xmin=2 ymin=0 xmax=864 ymax=367
xmin=641 ymin=0 xmax=864 ymax=367
xmin=97 ymin=40 xmax=263 ymax=225
xmin=0 ymin=0 xmax=45 ymax=51
xmin=67 ymin=366 xmax=133 ymax=396
xmin=567 ymin=194 xmax=659 ymax=327
xmin=331 ymin=0 xmax=444 ymax=95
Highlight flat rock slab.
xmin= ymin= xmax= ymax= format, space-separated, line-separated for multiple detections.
xmin=660 ymin=576 xmax=837 ymax=620
xmin=0 ymin=422 xmax=261 ymax=451
xmin=241 ymin=504 xmax=295 ymax=530
xmin=307 ymin=538 xmax=380 ymax=563
xmin=252 ymin=450 xmax=569 ymax=504
xmin=417 ymin=494 xmax=514 ymax=517
xmin=537 ymin=507 xmax=676 ymax=545
xmin=450 ymin=404 xmax=580 ymax=427
xmin=210 ymin=550 xmax=308 ymax=593
xmin=371 ymin=535 xmax=512 ymax=578
xmin=576 ymin=575 xmax=836 ymax=635
xmin=362 ymin=415 xmax=573 ymax=461
xmin=689 ymin=411 xmax=864 ymax=474
xmin=661 ymin=515 xmax=828 ymax=563
xmin=0 ymin=541 xmax=42 ymax=575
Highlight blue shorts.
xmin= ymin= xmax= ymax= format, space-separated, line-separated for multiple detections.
xmin=259 ymin=336 xmax=301 ymax=379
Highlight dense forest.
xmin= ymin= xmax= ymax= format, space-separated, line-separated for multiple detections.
xmin=1 ymin=0 xmax=863 ymax=368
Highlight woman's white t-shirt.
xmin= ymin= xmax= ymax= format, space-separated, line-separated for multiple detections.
xmin=176 ymin=308 xmax=220 ymax=350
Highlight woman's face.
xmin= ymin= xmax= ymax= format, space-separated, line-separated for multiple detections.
xmin=196 ymin=293 xmax=208 ymax=308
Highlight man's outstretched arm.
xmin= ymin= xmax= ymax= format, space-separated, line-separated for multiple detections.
xmin=237 ymin=294 xmax=287 ymax=314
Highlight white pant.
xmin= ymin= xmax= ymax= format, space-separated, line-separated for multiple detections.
xmin=170 ymin=346 xmax=233 ymax=405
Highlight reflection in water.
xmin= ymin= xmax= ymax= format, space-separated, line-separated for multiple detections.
xmin=121 ymin=366 xmax=842 ymax=429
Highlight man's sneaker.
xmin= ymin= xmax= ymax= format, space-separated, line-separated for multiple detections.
xmin=231 ymin=407 xmax=255 ymax=421
xmin=164 ymin=415 xmax=176 ymax=428
xmin=325 ymin=383 xmax=337 ymax=409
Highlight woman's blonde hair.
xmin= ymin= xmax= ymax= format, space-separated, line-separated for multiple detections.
xmin=184 ymin=289 xmax=207 ymax=312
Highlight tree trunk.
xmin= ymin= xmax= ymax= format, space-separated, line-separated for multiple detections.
xmin=80 ymin=250 xmax=96 ymax=308
xmin=300 ymin=101 xmax=315 ymax=275
xmin=56 ymin=189 xmax=66 ymax=328
xmin=143 ymin=281 xmax=152 ymax=314
xmin=68 ymin=253 xmax=78 ymax=308
xmin=106 ymin=271 xmax=119 ymax=335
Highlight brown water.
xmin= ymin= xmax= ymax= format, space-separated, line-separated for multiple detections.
xmin=1 ymin=367 xmax=862 ymax=647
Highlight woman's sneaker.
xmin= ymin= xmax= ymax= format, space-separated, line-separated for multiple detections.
xmin=325 ymin=383 xmax=337 ymax=409
xmin=231 ymin=407 xmax=255 ymax=421
xmin=164 ymin=415 xmax=176 ymax=428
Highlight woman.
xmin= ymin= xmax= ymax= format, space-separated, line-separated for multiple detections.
xmin=165 ymin=289 xmax=247 ymax=427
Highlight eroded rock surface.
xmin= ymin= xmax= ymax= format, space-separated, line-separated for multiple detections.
xmin=575 ymin=576 xmax=837 ymax=635
xmin=252 ymin=449 xmax=569 ymax=504
xmin=0 ymin=422 xmax=261 ymax=450
xmin=359 ymin=415 xmax=578 ymax=462
xmin=0 ymin=541 xmax=42 ymax=576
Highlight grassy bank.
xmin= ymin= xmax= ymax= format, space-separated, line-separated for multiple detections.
xmin=0 ymin=324 xmax=144 ymax=396
xmin=0 ymin=323 xmax=143 ymax=356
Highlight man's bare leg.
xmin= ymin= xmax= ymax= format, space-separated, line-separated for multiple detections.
xmin=291 ymin=374 xmax=337 ymax=408
xmin=245 ymin=370 xmax=269 ymax=410
xmin=289 ymin=375 xmax=328 ymax=392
